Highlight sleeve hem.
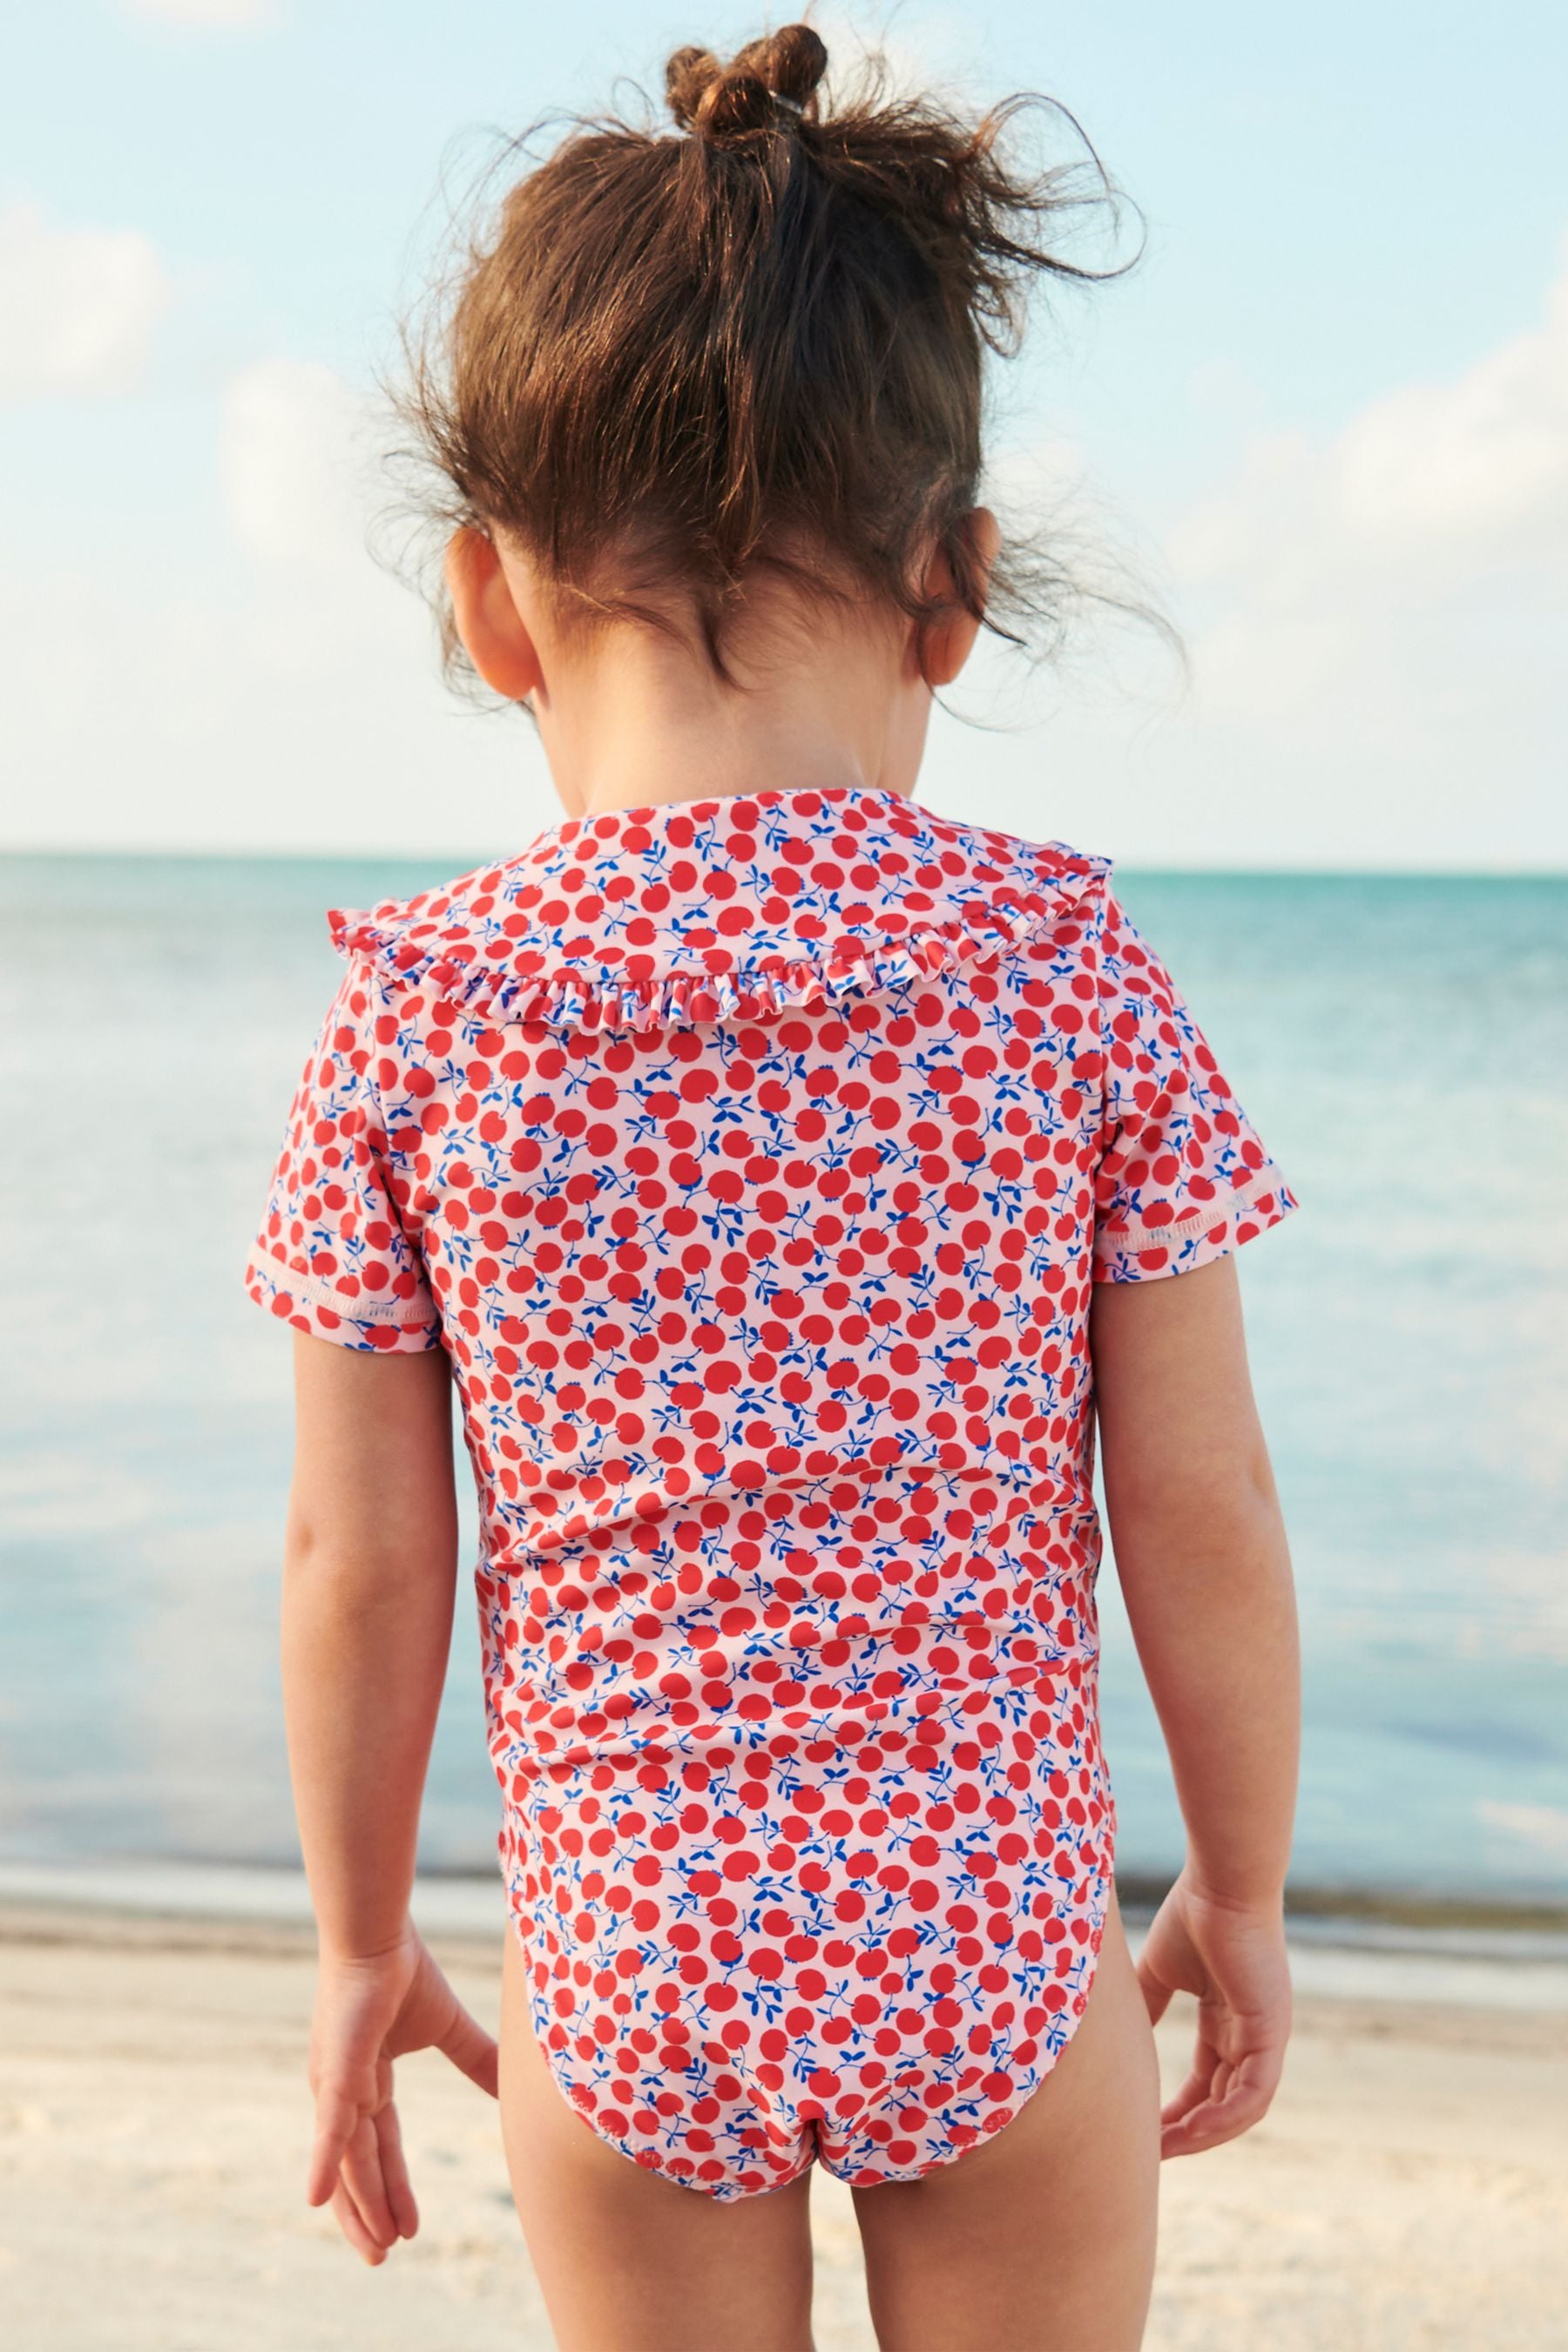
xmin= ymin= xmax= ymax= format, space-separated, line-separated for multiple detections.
xmin=1094 ymin=1163 xmax=1294 ymax=1257
xmin=1092 ymin=1173 xmax=1300 ymax=1284
xmin=244 ymin=1242 xmax=440 ymax=1329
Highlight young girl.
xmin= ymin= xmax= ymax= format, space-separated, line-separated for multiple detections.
xmin=243 ymin=27 xmax=1301 ymax=2351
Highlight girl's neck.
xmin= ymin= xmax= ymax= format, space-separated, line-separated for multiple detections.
xmin=529 ymin=597 xmax=935 ymax=823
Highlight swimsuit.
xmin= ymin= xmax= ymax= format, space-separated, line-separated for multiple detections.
xmin=243 ymin=783 xmax=1297 ymax=2197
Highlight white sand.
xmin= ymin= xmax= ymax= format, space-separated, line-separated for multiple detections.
xmin=3 ymin=1904 xmax=1565 ymax=2350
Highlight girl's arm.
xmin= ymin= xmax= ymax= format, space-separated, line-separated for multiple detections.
xmin=1090 ymin=1253 xmax=1301 ymax=2159
xmin=282 ymin=1331 xmax=497 ymax=2264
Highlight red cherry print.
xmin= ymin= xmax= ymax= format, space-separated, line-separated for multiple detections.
xmin=245 ymin=786 xmax=1296 ymax=2194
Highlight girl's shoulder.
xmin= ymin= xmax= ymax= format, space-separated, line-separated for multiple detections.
xmin=322 ymin=788 xmax=1118 ymax=1035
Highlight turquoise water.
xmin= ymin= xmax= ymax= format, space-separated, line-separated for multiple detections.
xmin=3 ymin=854 xmax=1565 ymax=1909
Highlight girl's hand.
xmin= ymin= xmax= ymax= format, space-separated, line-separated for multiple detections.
xmin=1133 ymin=1868 xmax=1293 ymax=2159
xmin=306 ymin=1918 xmax=499 ymax=2263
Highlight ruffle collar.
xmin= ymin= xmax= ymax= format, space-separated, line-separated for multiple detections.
xmin=327 ymin=785 xmax=1111 ymax=1034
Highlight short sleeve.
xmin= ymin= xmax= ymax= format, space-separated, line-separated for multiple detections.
xmin=1091 ymin=890 xmax=1299 ymax=1283
xmin=242 ymin=958 xmax=443 ymax=1352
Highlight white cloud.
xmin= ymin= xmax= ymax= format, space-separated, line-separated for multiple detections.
xmin=1173 ymin=250 xmax=1568 ymax=589
xmin=221 ymin=358 xmax=381 ymax=570
xmin=1333 ymin=306 xmax=1568 ymax=553
xmin=0 ymin=202 xmax=172 ymax=402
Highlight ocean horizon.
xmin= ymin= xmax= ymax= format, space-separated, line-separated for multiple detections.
xmin=3 ymin=851 xmax=1565 ymax=1926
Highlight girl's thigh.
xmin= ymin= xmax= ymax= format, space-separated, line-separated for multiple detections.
xmin=497 ymin=1923 xmax=815 ymax=2352
xmin=850 ymin=1885 xmax=1161 ymax=2352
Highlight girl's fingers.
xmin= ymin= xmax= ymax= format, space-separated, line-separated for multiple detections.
xmin=437 ymin=1997 xmax=500 ymax=2098
xmin=1158 ymin=2055 xmax=1221 ymax=2131
xmin=306 ymin=2085 xmax=363 ymax=2208
xmin=375 ymin=2099 xmax=420 ymax=2240
xmin=330 ymin=2175 xmax=389 ymax=2266
xmin=340 ymin=2111 xmax=398 ymax=2251
xmin=1133 ymin=1914 xmax=1202 ymax=2028
xmin=1160 ymin=2051 xmax=1281 ymax=2157
xmin=1156 ymin=2023 xmax=1223 ymax=2129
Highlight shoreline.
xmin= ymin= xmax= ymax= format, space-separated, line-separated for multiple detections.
xmin=4 ymin=1855 xmax=1568 ymax=2014
xmin=8 ymin=1852 xmax=1567 ymax=1936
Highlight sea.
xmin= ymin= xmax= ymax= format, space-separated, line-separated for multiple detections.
xmin=3 ymin=852 xmax=1565 ymax=1931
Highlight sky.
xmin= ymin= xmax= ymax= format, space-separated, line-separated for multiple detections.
xmin=3 ymin=0 xmax=1565 ymax=869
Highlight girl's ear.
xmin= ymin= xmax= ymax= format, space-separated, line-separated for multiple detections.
xmin=917 ymin=505 xmax=1003 ymax=687
xmin=445 ymin=527 xmax=541 ymax=701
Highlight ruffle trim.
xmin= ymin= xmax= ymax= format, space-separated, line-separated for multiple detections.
xmin=328 ymin=860 xmax=1112 ymax=1035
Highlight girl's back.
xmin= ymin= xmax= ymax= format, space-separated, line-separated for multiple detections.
xmin=247 ymin=781 xmax=1294 ymax=2199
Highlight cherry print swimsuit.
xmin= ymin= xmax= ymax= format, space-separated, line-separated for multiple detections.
xmin=245 ymin=783 xmax=1297 ymax=2197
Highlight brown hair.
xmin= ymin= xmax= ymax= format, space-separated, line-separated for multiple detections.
xmin=394 ymin=22 xmax=1147 ymax=694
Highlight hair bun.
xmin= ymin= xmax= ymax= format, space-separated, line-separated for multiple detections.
xmin=664 ymin=25 xmax=828 ymax=142
xmin=759 ymin=23 xmax=828 ymax=110
xmin=663 ymin=44 xmax=721 ymax=132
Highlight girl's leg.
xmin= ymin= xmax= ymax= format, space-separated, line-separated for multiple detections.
xmin=497 ymin=1924 xmax=816 ymax=2352
xmin=850 ymin=1884 xmax=1160 ymax=2352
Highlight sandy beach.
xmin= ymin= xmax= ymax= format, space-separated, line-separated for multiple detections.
xmin=3 ymin=1900 xmax=1565 ymax=2351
